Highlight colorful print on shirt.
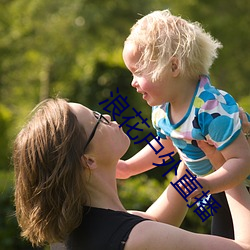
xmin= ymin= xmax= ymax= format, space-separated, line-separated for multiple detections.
xmin=152 ymin=75 xmax=241 ymax=176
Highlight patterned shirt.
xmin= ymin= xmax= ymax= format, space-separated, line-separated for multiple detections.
xmin=152 ymin=75 xmax=242 ymax=176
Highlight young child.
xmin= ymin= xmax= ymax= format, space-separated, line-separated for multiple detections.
xmin=120 ymin=9 xmax=250 ymax=239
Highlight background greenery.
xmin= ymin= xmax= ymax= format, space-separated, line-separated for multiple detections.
xmin=0 ymin=0 xmax=249 ymax=249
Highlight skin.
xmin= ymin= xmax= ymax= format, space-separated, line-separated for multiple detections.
xmin=240 ymin=107 xmax=250 ymax=136
xmin=120 ymin=42 xmax=250 ymax=199
xmin=122 ymin=43 xmax=198 ymax=121
xmin=68 ymin=103 xmax=250 ymax=250
xmin=69 ymin=103 xmax=130 ymax=211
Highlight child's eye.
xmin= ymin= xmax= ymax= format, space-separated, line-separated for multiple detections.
xmin=133 ymin=71 xmax=142 ymax=77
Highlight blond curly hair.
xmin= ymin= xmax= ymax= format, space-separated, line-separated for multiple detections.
xmin=125 ymin=9 xmax=222 ymax=81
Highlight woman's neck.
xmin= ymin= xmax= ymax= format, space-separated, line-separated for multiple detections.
xmin=84 ymin=165 xmax=126 ymax=212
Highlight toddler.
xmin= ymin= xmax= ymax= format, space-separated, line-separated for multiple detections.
xmin=121 ymin=9 xmax=250 ymax=238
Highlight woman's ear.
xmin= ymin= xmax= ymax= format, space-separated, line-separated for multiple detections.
xmin=82 ymin=155 xmax=97 ymax=169
xmin=170 ymin=57 xmax=180 ymax=77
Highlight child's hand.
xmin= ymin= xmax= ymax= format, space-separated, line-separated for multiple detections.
xmin=116 ymin=160 xmax=131 ymax=179
xmin=188 ymin=176 xmax=211 ymax=200
xmin=175 ymin=173 xmax=211 ymax=200
xmin=177 ymin=176 xmax=211 ymax=200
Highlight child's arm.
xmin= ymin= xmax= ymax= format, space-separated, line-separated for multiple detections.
xmin=128 ymin=161 xmax=190 ymax=227
xmin=116 ymin=138 xmax=176 ymax=179
xmin=193 ymin=132 xmax=250 ymax=197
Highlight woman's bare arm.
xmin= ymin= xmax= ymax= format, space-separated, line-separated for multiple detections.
xmin=125 ymin=184 xmax=250 ymax=250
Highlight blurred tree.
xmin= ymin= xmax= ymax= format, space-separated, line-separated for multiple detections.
xmin=118 ymin=172 xmax=211 ymax=234
xmin=0 ymin=171 xmax=44 ymax=250
xmin=0 ymin=104 xmax=12 ymax=169
xmin=1 ymin=0 xmax=248 ymax=141
xmin=185 ymin=0 xmax=250 ymax=100
xmin=239 ymin=95 xmax=250 ymax=112
xmin=0 ymin=0 xmax=249 ymax=248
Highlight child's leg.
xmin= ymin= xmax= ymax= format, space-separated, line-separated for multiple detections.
xmin=211 ymin=191 xmax=234 ymax=239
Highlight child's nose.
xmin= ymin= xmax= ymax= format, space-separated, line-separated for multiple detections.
xmin=131 ymin=77 xmax=138 ymax=88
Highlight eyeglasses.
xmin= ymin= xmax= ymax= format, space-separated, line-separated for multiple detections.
xmin=84 ymin=111 xmax=110 ymax=151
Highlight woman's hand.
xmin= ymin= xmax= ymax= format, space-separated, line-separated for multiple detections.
xmin=196 ymin=108 xmax=250 ymax=171
xmin=190 ymin=108 xmax=250 ymax=198
xmin=239 ymin=107 xmax=250 ymax=141
xmin=197 ymin=141 xmax=225 ymax=171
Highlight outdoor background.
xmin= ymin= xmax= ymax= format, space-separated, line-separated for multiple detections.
xmin=0 ymin=0 xmax=249 ymax=249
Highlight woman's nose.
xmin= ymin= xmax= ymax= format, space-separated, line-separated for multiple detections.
xmin=103 ymin=114 xmax=112 ymax=122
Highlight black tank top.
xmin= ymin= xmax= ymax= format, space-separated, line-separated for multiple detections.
xmin=66 ymin=206 xmax=148 ymax=250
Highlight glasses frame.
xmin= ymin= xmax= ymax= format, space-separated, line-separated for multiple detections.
xmin=83 ymin=111 xmax=110 ymax=151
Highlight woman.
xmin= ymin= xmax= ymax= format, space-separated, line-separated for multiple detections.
xmin=13 ymin=98 xmax=250 ymax=249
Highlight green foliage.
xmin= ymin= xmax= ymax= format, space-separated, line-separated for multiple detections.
xmin=0 ymin=104 xmax=13 ymax=170
xmin=118 ymin=172 xmax=211 ymax=234
xmin=239 ymin=95 xmax=250 ymax=113
xmin=0 ymin=171 xmax=44 ymax=249
xmin=1 ymin=0 xmax=249 ymax=153
xmin=185 ymin=1 xmax=250 ymax=100
xmin=0 ymin=170 xmax=210 ymax=249
xmin=0 ymin=0 xmax=249 ymax=248
xmin=118 ymin=174 xmax=165 ymax=210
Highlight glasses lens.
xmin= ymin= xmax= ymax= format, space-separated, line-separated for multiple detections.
xmin=93 ymin=111 xmax=101 ymax=120
xmin=101 ymin=116 xmax=110 ymax=124
xmin=84 ymin=111 xmax=110 ymax=152
xmin=93 ymin=111 xmax=109 ymax=125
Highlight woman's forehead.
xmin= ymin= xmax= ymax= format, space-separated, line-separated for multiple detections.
xmin=68 ymin=103 xmax=90 ymax=114
xmin=68 ymin=103 xmax=93 ymax=127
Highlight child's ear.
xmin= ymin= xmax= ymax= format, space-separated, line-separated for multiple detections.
xmin=171 ymin=57 xmax=180 ymax=77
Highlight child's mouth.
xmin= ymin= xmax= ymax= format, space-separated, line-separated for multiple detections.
xmin=142 ymin=92 xmax=147 ymax=99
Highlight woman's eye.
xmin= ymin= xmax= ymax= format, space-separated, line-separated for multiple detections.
xmin=101 ymin=119 xmax=110 ymax=125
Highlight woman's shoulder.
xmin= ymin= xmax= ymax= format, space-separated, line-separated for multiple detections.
xmin=124 ymin=220 xmax=190 ymax=250
xmin=66 ymin=206 xmax=149 ymax=250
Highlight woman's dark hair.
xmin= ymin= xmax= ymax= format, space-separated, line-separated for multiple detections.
xmin=13 ymin=98 xmax=88 ymax=246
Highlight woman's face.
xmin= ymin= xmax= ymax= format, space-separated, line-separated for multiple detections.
xmin=68 ymin=103 xmax=130 ymax=162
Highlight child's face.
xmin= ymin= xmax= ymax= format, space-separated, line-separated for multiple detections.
xmin=123 ymin=43 xmax=173 ymax=106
